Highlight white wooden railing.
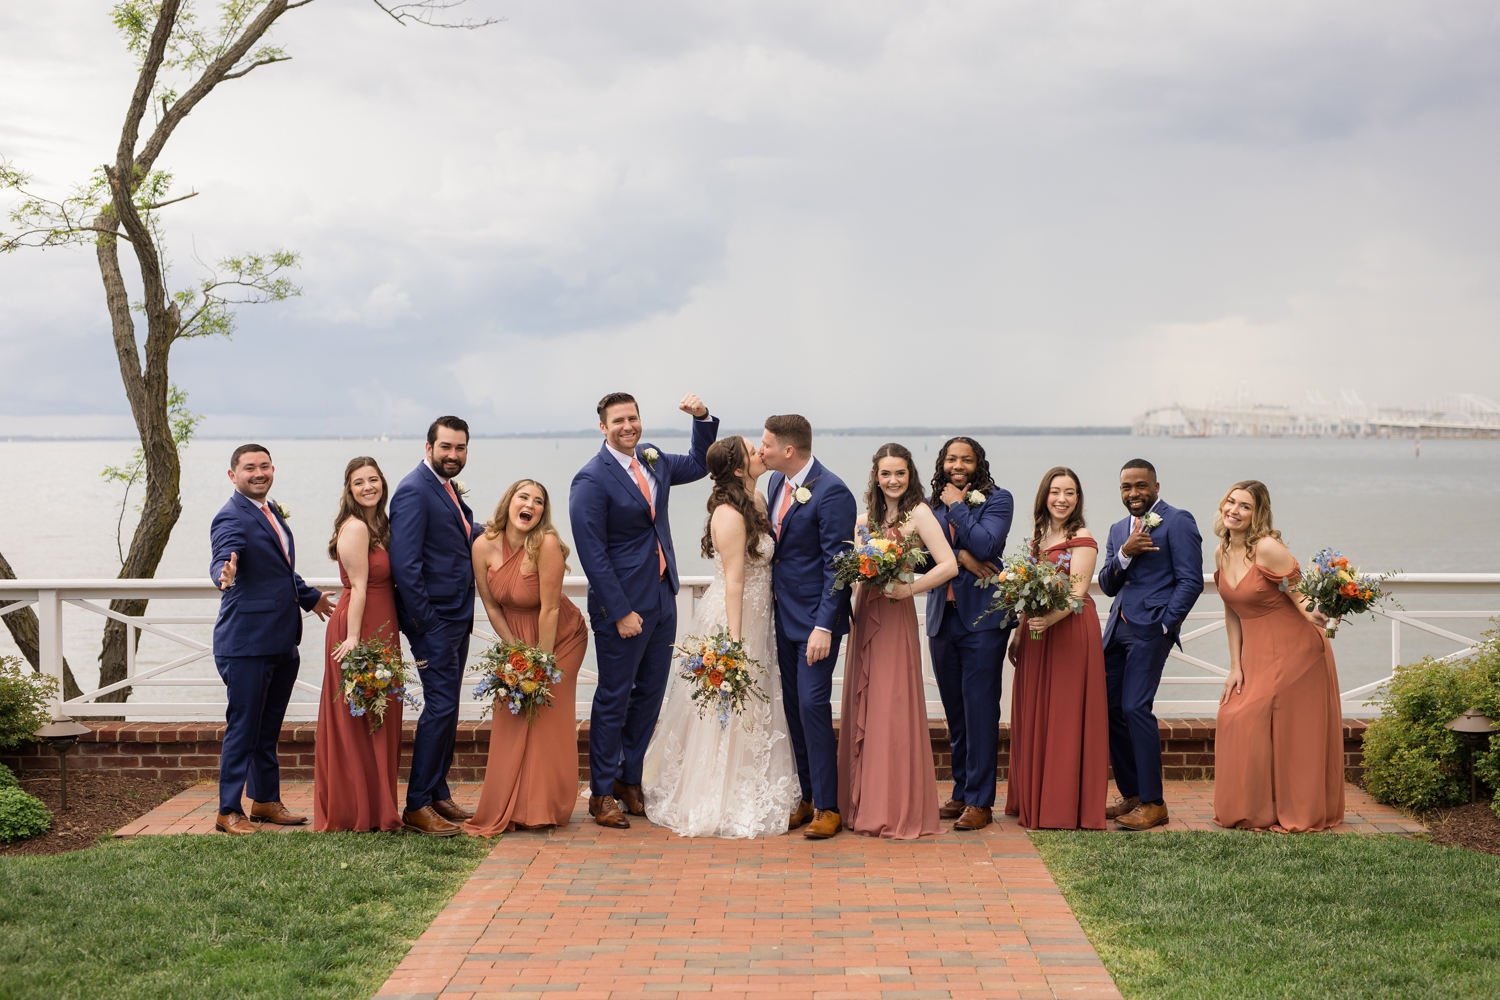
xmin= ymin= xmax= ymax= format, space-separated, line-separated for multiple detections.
xmin=1 ymin=574 xmax=1496 ymax=722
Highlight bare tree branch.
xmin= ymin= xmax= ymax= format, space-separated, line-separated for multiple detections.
xmin=373 ymin=0 xmax=501 ymax=29
xmin=221 ymin=54 xmax=292 ymax=80
xmin=141 ymin=191 xmax=199 ymax=210
xmin=117 ymin=0 xmax=181 ymax=175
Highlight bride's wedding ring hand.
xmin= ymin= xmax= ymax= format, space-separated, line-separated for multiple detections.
xmin=617 ymin=611 xmax=644 ymax=638
xmin=678 ymin=393 xmax=708 ymax=418
xmin=217 ymin=552 xmax=238 ymax=590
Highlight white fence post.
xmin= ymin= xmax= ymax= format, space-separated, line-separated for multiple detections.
xmin=36 ymin=589 xmax=66 ymax=720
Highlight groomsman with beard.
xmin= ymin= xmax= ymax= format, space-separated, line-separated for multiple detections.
xmin=571 ymin=392 xmax=718 ymax=829
xmin=924 ymin=437 xmax=1014 ymax=831
xmin=1097 ymin=459 xmax=1204 ymax=831
xmin=760 ymin=415 xmax=857 ymax=839
xmin=390 ymin=416 xmax=484 ymax=836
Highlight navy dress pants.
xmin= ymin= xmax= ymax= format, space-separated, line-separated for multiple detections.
xmin=405 ymin=616 xmax=473 ymax=811
xmin=1103 ymin=621 xmax=1175 ymax=805
xmin=589 ymin=577 xmax=677 ymax=797
xmin=929 ymin=613 xmax=1008 ymax=809
xmin=215 ymin=650 xmax=300 ymax=814
xmin=774 ymin=602 xmax=845 ymax=812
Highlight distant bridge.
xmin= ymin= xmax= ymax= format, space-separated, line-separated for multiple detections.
xmin=1135 ymin=391 xmax=1500 ymax=438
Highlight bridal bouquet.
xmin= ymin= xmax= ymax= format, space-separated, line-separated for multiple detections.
xmin=473 ymin=639 xmax=563 ymax=724
xmin=1291 ymin=548 xmax=1395 ymax=638
xmin=832 ymin=521 xmax=929 ymax=599
xmin=976 ymin=547 xmax=1085 ymax=638
xmin=676 ymin=626 xmax=766 ymax=729
xmin=339 ymin=632 xmax=422 ymax=733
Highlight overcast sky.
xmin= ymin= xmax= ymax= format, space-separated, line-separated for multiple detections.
xmin=2 ymin=0 xmax=1498 ymax=437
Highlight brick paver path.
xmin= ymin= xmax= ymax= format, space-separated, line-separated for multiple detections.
xmin=114 ymin=780 xmax=1423 ymax=999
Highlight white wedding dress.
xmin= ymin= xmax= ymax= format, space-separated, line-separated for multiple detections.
xmin=642 ymin=532 xmax=801 ymax=838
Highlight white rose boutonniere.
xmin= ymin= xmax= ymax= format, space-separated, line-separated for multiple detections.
xmin=792 ymin=486 xmax=812 ymax=505
xmin=642 ymin=447 xmax=660 ymax=470
xmin=271 ymin=500 xmax=290 ymax=520
xmin=1141 ymin=511 xmax=1163 ymax=531
xmin=965 ymin=490 xmax=985 ymax=507
xmin=453 ymin=480 xmax=469 ymax=497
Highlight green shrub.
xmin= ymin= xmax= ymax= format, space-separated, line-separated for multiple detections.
xmin=0 ymin=762 xmax=17 ymax=790
xmin=0 ymin=785 xmax=52 ymax=842
xmin=1362 ymin=626 xmax=1500 ymax=813
xmin=0 ymin=655 xmax=57 ymax=750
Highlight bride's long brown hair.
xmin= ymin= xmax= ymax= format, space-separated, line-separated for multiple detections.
xmin=701 ymin=437 xmax=771 ymax=559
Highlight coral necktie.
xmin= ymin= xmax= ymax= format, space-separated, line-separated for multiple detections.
xmin=776 ymin=481 xmax=794 ymax=539
xmin=630 ymin=458 xmax=667 ymax=576
xmin=444 ymin=480 xmax=471 ymax=535
xmin=261 ymin=503 xmax=289 ymax=563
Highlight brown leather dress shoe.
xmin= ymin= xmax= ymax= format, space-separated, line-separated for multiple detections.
xmin=939 ymin=798 xmax=966 ymax=820
xmin=1115 ymin=801 xmax=1169 ymax=831
xmin=216 ymin=811 xmax=257 ymax=835
xmin=804 ymin=808 xmax=842 ymax=839
xmin=953 ymin=805 xmax=992 ymax=831
xmin=589 ymin=795 xmax=631 ymax=829
xmin=431 ymin=798 xmax=475 ymax=822
xmin=403 ymin=805 xmax=462 ymax=837
xmin=788 ymin=799 xmax=815 ymax=829
xmin=249 ymin=800 xmax=308 ymax=825
xmin=613 ymin=781 xmax=646 ymax=816
xmin=1104 ymin=795 xmax=1141 ymax=821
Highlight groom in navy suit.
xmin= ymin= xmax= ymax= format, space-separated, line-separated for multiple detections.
xmin=1097 ymin=459 xmax=1204 ymax=831
xmin=570 ymin=391 xmax=718 ymax=829
xmin=209 ymin=444 xmax=332 ymax=835
xmin=390 ymin=416 xmax=484 ymax=836
xmin=924 ymin=437 xmax=1014 ymax=832
xmin=760 ymin=414 xmax=857 ymax=839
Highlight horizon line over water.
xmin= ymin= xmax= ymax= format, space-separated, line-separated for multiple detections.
xmin=1 ymin=424 xmax=1133 ymax=442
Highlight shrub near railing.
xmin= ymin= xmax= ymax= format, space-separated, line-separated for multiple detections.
xmin=0 ymin=656 xmax=55 ymax=842
xmin=1362 ymin=627 xmax=1500 ymax=816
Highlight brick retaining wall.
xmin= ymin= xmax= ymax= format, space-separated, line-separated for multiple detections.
xmin=1 ymin=718 xmax=1373 ymax=783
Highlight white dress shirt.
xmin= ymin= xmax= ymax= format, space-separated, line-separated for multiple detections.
xmin=771 ymin=455 xmax=816 ymax=533
xmin=608 ymin=444 xmax=658 ymax=505
xmin=250 ymin=497 xmax=290 ymax=559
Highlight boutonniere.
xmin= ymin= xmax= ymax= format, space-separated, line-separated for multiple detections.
xmin=453 ymin=480 xmax=469 ymax=497
xmin=1141 ymin=511 xmax=1163 ymax=531
xmin=792 ymin=485 xmax=812 ymax=505
xmin=642 ymin=447 xmax=659 ymax=470
xmin=271 ymin=500 xmax=290 ymax=520
xmin=965 ymin=490 xmax=985 ymax=507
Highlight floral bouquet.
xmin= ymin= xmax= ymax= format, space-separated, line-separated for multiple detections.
xmin=339 ymin=633 xmax=422 ymax=733
xmin=976 ymin=547 xmax=1085 ymax=638
xmin=675 ymin=626 xmax=766 ymax=729
xmin=1290 ymin=548 xmax=1395 ymax=638
xmin=473 ymin=639 xmax=563 ymax=725
xmin=832 ymin=521 xmax=929 ymax=599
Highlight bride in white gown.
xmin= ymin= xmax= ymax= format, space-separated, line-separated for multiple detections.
xmin=642 ymin=436 xmax=801 ymax=838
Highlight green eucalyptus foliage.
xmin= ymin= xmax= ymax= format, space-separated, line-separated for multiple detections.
xmin=0 ymin=656 xmax=57 ymax=751
xmin=0 ymin=786 xmax=52 ymax=843
xmin=1361 ymin=627 xmax=1500 ymax=813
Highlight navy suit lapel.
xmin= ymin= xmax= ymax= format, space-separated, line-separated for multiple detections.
xmin=421 ymin=462 xmax=468 ymax=532
xmin=599 ymin=444 xmax=652 ymax=514
xmin=235 ymin=491 xmax=289 ymax=565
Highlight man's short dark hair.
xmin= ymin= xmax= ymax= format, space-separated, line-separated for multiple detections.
xmin=597 ymin=392 xmax=639 ymax=421
xmin=230 ymin=443 xmax=271 ymax=470
xmin=764 ymin=414 xmax=813 ymax=454
xmin=1121 ymin=458 xmax=1157 ymax=479
xmin=427 ymin=416 xmax=470 ymax=446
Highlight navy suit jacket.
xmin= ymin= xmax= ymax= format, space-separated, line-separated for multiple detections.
xmin=209 ymin=491 xmax=323 ymax=657
xmin=389 ymin=462 xmax=483 ymax=635
xmin=766 ymin=458 xmax=857 ymax=642
xmin=1097 ymin=499 xmax=1205 ymax=647
xmin=569 ymin=417 xmax=719 ymax=625
xmin=924 ymin=487 xmax=1015 ymax=636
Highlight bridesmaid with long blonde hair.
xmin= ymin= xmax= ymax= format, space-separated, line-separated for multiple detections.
xmin=466 ymin=479 xmax=589 ymax=834
xmin=1213 ymin=479 xmax=1344 ymax=832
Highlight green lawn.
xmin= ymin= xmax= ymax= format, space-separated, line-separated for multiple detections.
xmin=1033 ymin=830 xmax=1500 ymax=1000
xmin=0 ymin=832 xmax=493 ymax=1000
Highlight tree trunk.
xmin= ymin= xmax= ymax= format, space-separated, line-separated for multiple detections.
xmin=0 ymin=547 xmax=84 ymax=700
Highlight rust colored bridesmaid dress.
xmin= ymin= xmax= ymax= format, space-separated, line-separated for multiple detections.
xmin=1004 ymin=538 xmax=1110 ymax=830
xmin=465 ymin=541 xmax=588 ymax=835
xmin=1213 ymin=560 xmax=1345 ymax=832
xmin=837 ymin=528 xmax=943 ymax=840
xmin=314 ymin=548 xmax=404 ymax=832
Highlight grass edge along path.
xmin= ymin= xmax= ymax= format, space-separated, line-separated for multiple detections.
xmin=1033 ymin=829 xmax=1500 ymax=1000
xmin=0 ymin=831 xmax=494 ymax=1000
